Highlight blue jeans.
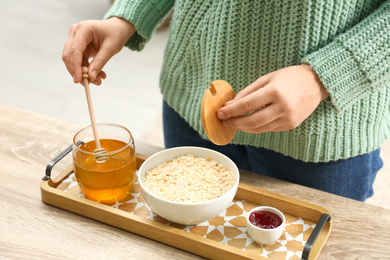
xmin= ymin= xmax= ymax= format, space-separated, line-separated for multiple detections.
xmin=162 ymin=101 xmax=382 ymax=201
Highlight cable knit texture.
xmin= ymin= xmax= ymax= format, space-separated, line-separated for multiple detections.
xmin=106 ymin=0 xmax=390 ymax=162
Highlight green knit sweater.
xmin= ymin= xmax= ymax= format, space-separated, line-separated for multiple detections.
xmin=105 ymin=0 xmax=390 ymax=162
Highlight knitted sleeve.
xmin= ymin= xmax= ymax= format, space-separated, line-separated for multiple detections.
xmin=104 ymin=0 xmax=174 ymax=51
xmin=302 ymin=1 xmax=390 ymax=112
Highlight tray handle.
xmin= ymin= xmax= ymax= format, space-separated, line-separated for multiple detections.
xmin=43 ymin=144 xmax=74 ymax=181
xmin=301 ymin=213 xmax=332 ymax=260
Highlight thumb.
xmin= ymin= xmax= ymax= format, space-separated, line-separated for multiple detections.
xmin=88 ymin=46 xmax=114 ymax=81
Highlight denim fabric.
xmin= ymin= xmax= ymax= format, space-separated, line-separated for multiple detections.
xmin=162 ymin=101 xmax=382 ymax=201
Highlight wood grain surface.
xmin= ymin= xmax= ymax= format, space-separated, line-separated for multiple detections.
xmin=1 ymin=104 xmax=390 ymax=259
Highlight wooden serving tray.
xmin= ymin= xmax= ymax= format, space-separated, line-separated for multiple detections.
xmin=41 ymin=145 xmax=332 ymax=260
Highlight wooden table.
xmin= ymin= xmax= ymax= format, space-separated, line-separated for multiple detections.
xmin=1 ymin=104 xmax=390 ymax=259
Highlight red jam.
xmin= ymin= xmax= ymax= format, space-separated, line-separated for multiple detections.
xmin=249 ymin=210 xmax=283 ymax=229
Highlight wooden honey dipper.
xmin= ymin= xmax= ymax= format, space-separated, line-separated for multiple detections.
xmin=81 ymin=66 xmax=108 ymax=161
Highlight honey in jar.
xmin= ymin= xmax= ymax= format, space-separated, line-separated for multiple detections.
xmin=73 ymin=139 xmax=136 ymax=204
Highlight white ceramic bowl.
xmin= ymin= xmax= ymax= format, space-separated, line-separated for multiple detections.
xmin=138 ymin=146 xmax=240 ymax=225
xmin=246 ymin=206 xmax=285 ymax=246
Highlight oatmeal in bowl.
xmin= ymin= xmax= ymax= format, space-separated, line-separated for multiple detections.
xmin=138 ymin=147 xmax=240 ymax=225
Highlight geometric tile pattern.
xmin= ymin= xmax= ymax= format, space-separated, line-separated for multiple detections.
xmin=59 ymin=171 xmax=316 ymax=259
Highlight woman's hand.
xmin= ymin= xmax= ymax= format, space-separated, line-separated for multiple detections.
xmin=217 ymin=64 xmax=329 ymax=133
xmin=62 ymin=17 xmax=136 ymax=85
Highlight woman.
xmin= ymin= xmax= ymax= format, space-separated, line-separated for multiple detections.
xmin=62 ymin=0 xmax=390 ymax=201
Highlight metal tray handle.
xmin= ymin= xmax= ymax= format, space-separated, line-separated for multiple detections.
xmin=43 ymin=144 xmax=73 ymax=181
xmin=302 ymin=213 xmax=332 ymax=260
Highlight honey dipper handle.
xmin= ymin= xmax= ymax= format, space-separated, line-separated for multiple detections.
xmin=82 ymin=67 xmax=102 ymax=149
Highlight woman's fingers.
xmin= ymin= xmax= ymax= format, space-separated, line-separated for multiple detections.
xmin=221 ymin=103 xmax=278 ymax=132
xmin=88 ymin=71 xmax=107 ymax=86
xmin=88 ymin=41 xmax=117 ymax=81
xmin=222 ymin=102 xmax=300 ymax=134
xmin=232 ymin=74 xmax=271 ymax=102
xmin=218 ymin=75 xmax=271 ymax=120
xmin=62 ymin=25 xmax=77 ymax=79
xmin=63 ymin=22 xmax=95 ymax=83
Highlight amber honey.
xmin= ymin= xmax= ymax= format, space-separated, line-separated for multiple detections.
xmin=73 ymin=139 xmax=136 ymax=204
